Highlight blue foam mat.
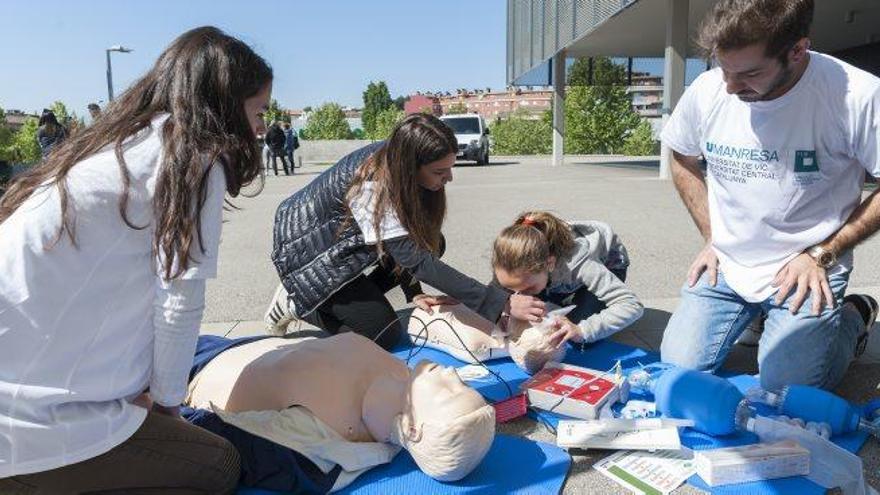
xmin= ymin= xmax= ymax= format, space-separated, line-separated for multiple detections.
xmin=393 ymin=340 xmax=869 ymax=495
xmin=238 ymin=434 xmax=571 ymax=495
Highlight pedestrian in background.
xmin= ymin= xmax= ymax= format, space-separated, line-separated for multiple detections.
xmin=265 ymin=121 xmax=289 ymax=175
xmin=283 ymin=122 xmax=300 ymax=171
xmin=36 ymin=110 xmax=66 ymax=159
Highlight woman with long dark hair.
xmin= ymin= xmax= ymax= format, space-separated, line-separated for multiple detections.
xmin=0 ymin=26 xmax=272 ymax=493
xmin=267 ymin=114 xmax=546 ymax=349
xmin=36 ymin=110 xmax=66 ymax=158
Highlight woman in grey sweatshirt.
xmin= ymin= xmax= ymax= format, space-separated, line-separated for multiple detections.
xmin=492 ymin=211 xmax=644 ymax=346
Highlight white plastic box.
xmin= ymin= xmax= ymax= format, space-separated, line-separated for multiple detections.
xmin=694 ymin=440 xmax=810 ymax=486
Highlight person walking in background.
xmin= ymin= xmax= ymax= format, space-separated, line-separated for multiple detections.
xmin=265 ymin=121 xmax=289 ymax=175
xmin=283 ymin=122 xmax=300 ymax=170
xmin=0 ymin=26 xmax=273 ymax=493
xmin=36 ymin=110 xmax=66 ymax=159
xmin=87 ymin=102 xmax=101 ymax=122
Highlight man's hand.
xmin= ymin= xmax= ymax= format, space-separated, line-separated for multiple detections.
xmin=773 ymin=252 xmax=835 ymax=315
xmin=547 ymin=317 xmax=581 ymax=348
xmin=413 ymin=293 xmax=459 ymax=314
xmin=688 ymin=242 xmax=719 ymax=287
xmin=507 ymin=293 xmax=546 ymax=323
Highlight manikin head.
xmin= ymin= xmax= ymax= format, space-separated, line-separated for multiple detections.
xmin=697 ymin=0 xmax=813 ymax=102
xmin=507 ymin=310 xmax=567 ymax=374
xmin=493 ymin=211 xmax=575 ymax=296
xmin=390 ymin=360 xmax=495 ymax=481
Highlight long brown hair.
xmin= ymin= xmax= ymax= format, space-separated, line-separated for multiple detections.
xmin=492 ymin=211 xmax=575 ymax=274
xmin=0 ymin=26 xmax=272 ymax=279
xmin=345 ymin=114 xmax=457 ymax=255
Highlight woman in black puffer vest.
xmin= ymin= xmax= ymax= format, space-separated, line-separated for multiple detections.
xmin=268 ymin=114 xmax=545 ymax=349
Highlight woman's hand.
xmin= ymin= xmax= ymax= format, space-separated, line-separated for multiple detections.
xmin=151 ymin=403 xmax=182 ymax=419
xmin=507 ymin=294 xmax=545 ymax=323
xmin=413 ymin=293 xmax=460 ymax=314
xmin=547 ymin=317 xmax=581 ymax=348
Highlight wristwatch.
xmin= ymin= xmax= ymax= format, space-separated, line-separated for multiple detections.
xmin=806 ymin=245 xmax=837 ymax=268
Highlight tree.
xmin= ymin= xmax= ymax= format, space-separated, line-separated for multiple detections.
xmin=303 ymin=106 xmax=313 ymax=112
xmin=302 ymin=103 xmax=352 ymax=140
xmin=621 ymin=119 xmax=658 ymax=156
xmin=563 ymin=57 xmax=643 ymax=154
xmin=49 ymin=101 xmax=71 ymax=126
xmin=361 ymin=81 xmax=393 ymax=138
xmin=264 ymin=99 xmax=289 ymax=125
xmin=371 ymin=107 xmax=404 ymax=140
xmin=445 ymin=102 xmax=468 ymax=115
xmin=0 ymin=107 xmax=14 ymax=162
xmin=9 ymin=117 xmax=41 ymax=164
xmin=393 ymin=96 xmax=407 ymax=111
xmin=488 ymin=110 xmax=551 ymax=155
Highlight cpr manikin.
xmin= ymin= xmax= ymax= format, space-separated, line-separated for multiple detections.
xmin=407 ymin=304 xmax=567 ymax=374
xmin=187 ymin=332 xmax=495 ymax=482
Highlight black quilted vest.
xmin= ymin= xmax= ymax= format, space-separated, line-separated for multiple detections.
xmin=271 ymin=142 xmax=384 ymax=317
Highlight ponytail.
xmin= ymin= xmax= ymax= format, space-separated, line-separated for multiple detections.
xmin=492 ymin=211 xmax=575 ymax=274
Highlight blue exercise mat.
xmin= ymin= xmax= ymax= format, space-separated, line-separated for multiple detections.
xmin=392 ymin=339 xmax=869 ymax=495
xmin=237 ymin=433 xmax=570 ymax=495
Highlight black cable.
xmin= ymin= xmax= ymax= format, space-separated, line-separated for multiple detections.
xmin=369 ymin=310 xmax=515 ymax=400
xmin=409 ymin=314 xmax=515 ymax=399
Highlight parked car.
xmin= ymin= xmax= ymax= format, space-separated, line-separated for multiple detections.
xmin=439 ymin=114 xmax=490 ymax=165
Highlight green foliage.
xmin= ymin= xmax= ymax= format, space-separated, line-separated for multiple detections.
xmin=302 ymin=106 xmax=313 ymax=112
xmin=488 ymin=110 xmax=552 ymax=155
xmin=621 ymin=119 xmax=658 ymax=156
xmin=264 ymin=99 xmax=290 ymax=125
xmin=371 ymin=107 xmax=404 ymax=140
xmin=361 ymin=81 xmax=393 ymax=139
xmin=49 ymin=101 xmax=70 ymax=126
xmin=0 ymin=107 xmax=14 ymax=162
xmin=445 ymin=102 xmax=468 ymax=115
xmin=303 ymin=103 xmax=352 ymax=140
xmin=351 ymin=128 xmax=366 ymax=139
xmin=562 ymin=57 xmax=643 ymax=154
xmin=393 ymin=96 xmax=407 ymax=111
xmin=9 ymin=117 xmax=41 ymax=164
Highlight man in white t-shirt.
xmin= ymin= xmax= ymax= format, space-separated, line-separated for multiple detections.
xmin=660 ymin=0 xmax=880 ymax=391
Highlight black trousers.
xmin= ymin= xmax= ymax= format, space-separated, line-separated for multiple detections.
xmin=270 ymin=149 xmax=290 ymax=175
xmin=301 ymin=237 xmax=445 ymax=351
xmin=302 ymin=259 xmax=419 ymax=351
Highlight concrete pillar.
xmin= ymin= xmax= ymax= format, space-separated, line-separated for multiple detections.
xmin=552 ymin=50 xmax=566 ymax=167
xmin=659 ymin=0 xmax=688 ymax=179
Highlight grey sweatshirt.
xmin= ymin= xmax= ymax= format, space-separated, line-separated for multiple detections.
xmin=546 ymin=221 xmax=644 ymax=343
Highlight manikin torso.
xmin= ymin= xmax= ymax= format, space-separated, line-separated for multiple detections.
xmin=187 ymin=332 xmax=410 ymax=443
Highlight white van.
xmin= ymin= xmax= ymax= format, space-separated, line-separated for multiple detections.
xmin=439 ymin=114 xmax=490 ymax=165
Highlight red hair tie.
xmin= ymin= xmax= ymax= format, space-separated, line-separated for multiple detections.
xmin=520 ymin=217 xmax=536 ymax=227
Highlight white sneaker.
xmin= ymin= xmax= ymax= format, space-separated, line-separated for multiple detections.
xmin=264 ymin=283 xmax=296 ymax=336
xmin=736 ymin=314 xmax=765 ymax=347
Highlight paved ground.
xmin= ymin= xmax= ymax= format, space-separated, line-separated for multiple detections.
xmin=203 ymin=156 xmax=880 ymax=493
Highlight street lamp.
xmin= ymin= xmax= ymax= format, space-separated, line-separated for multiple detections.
xmin=106 ymin=45 xmax=133 ymax=102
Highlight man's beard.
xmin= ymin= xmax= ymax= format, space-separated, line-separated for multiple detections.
xmin=737 ymin=62 xmax=795 ymax=102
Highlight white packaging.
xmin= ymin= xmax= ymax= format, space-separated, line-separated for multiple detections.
xmin=694 ymin=440 xmax=810 ymax=486
xmin=556 ymin=420 xmax=682 ymax=451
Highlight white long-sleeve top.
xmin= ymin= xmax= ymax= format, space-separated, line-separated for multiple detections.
xmin=0 ymin=114 xmax=225 ymax=477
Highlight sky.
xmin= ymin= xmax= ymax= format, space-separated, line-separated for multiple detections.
xmin=0 ymin=0 xmax=510 ymax=116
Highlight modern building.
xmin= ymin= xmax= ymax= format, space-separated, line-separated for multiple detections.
xmin=507 ymin=0 xmax=880 ymax=173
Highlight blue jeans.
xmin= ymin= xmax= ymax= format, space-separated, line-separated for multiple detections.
xmin=660 ymin=270 xmax=862 ymax=391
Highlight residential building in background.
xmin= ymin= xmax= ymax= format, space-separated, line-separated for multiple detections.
xmin=4 ymin=110 xmax=39 ymax=133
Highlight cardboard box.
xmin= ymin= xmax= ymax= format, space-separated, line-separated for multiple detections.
xmin=694 ymin=440 xmax=810 ymax=486
xmin=522 ymin=362 xmax=626 ymax=419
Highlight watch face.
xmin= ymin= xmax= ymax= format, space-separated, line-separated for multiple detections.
xmin=820 ymin=252 xmax=835 ymax=267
